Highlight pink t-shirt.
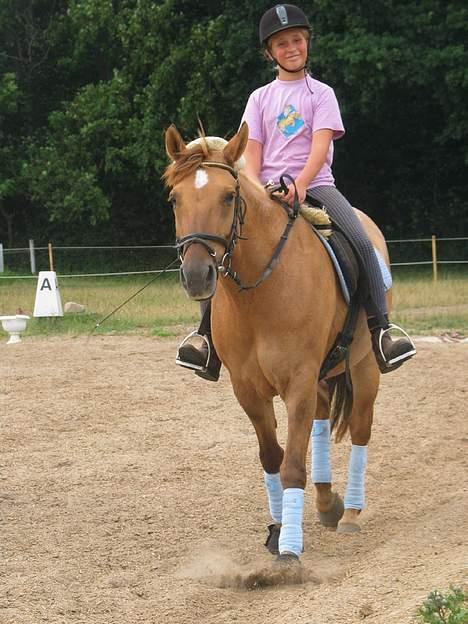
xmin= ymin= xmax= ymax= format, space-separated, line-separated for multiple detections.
xmin=241 ymin=76 xmax=345 ymax=189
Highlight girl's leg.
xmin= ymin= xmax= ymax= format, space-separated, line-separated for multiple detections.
xmin=307 ymin=186 xmax=416 ymax=373
xmin=308 ymin=185 xmax=387 ymax=321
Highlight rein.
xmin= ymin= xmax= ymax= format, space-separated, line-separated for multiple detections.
xmin=175 ymin=163 xmax=300 ymax=292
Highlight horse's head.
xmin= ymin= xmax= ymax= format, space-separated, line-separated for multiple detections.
xmin=164 ymin=123 xmax=249 ymax=300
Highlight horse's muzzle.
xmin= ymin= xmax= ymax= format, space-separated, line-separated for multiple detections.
xmin=180 ymin=248 xmax=218 ymax=300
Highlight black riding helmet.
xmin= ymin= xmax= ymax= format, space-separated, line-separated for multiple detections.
xmin=259 ymin=4 xmax=311 ymax=47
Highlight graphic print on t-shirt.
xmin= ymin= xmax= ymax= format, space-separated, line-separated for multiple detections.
xmin=276 ymin=104 xmax=304 ymax=137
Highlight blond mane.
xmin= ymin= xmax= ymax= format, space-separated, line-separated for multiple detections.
xmin=163 ymin=136 xmax=245 ymax=188
xmin=163 ymin=139 xmax=332 ymax=234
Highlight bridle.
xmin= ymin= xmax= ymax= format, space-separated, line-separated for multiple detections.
xmin=175 ymin=160 xmax=246 ymax=268
xmin=174 ymin=162 xmax=299 ymax=292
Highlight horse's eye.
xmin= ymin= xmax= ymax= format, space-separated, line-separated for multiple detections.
xmin=223 ymin=192 xmax=235 ymax=205
xmin=169 ymin=195 xmax=176 ymax=208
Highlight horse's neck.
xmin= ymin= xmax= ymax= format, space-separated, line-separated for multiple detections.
xmin=226 ymin=176 xmax=305 ymax=281
xmin=221 ymin=173 xmax=335 ymax=296
xmin=214 ymin=175 xmax=346 ymax=348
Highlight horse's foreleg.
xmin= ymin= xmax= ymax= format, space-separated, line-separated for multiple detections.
xmin=313 ymin=381 xmax=344 ymax=527
xmin=278 ymin=387 xmax=317 ymax=558
xmin=338 ymin=352 xmax=379 ymax=534
xmin=233 ymin=384 xmax=284 ymax=536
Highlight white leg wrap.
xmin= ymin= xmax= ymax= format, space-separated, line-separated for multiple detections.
xmin=344 ymin=444 xmax=368 ymax=510
xmin=278 ymin=488 xmax=304 ymax=556
xmin=263 ymin=471 xmax=283 ymax=524
xmin=311 ymin=419 xmax=332 ymax=483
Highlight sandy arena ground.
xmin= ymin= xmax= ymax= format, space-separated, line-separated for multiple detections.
xmin=1 ymin=336 xmax=467 ymax=623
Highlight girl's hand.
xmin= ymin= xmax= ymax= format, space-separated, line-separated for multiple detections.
xmin=283 ymin=181 xmax=307 ymax=207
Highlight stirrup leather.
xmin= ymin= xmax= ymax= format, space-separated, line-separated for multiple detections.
xmin=377 ymin=323 xmax=416 ymax=366
xmin=175 ymin=331 xmax=211 ymax=372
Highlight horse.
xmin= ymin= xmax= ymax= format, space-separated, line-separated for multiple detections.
xmin=164 ymin=122 xmax=387 ymax=563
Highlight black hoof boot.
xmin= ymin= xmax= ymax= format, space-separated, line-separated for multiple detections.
xmin=265 ymin=524 xmax=281 ymax=555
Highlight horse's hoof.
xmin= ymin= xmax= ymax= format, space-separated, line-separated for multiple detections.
xmin=336 ymin=521 xmax=361 ymax=534
xmin=265 ymin=523 xmax=281 ymax=555
xmin=276 ymin=552 xmax=301 ymax=566
xmin=317 ymin=492 xmax=344 ymax=528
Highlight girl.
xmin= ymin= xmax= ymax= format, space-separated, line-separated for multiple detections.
xmin=177 ymin=3 xmax=416 ymax=380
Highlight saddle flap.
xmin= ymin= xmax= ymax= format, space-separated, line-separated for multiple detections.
xmin=327 ymin=231 xmax=361 ymax=299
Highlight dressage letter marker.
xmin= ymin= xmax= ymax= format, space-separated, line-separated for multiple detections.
xmin=33 ymin=271 xmax=64 ymax=317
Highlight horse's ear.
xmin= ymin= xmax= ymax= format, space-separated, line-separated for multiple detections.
xmin=165 ymin=124 xmax=186 ymax=161
xmin=223 ymin=122 xmax=249 ymax=165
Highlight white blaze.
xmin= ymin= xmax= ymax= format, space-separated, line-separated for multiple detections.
xmin=195 ymin=168 xmax=209 ymax=189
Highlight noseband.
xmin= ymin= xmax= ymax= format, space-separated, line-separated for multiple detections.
xmin=175 ymin=164 xmax=300 ymax=292
xmin=175 ymin=160 xmax=246 ymax=273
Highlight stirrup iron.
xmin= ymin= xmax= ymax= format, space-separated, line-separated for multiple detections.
xmin=175 ymin=331 xmax=211 ymax=372
xmin=377 ymin=323 xmax=416 ymax=366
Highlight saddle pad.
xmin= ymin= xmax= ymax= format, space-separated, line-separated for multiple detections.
xmin=316 ymin=231 xmax=392 ymax=305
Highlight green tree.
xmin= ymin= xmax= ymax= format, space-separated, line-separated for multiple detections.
xmin=0 ymin=0 xmax=70 ymax=245
xmin=1 ymin=0 xmax=467 ymax=248
xmin=306 ymin=0 xmax=468 ymax=236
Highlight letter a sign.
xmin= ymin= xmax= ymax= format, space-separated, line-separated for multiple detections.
xmin=33 ymin=271 xmax=64 ymax=317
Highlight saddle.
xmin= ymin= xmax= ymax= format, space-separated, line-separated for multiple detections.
xmin=269 ymin=187 xmax=364 ymax=302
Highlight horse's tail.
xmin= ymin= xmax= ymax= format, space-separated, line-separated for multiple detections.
xmin=328 ymin=373 xmax=354 ymax=443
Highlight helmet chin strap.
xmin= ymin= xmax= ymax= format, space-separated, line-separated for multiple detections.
xmin=268 ymin=37 xmax=311 ymax=75
xmin=270 ymin=53 xmax=314 ymax=95
xmin=273 ymin=58 xmax=308 ymax=74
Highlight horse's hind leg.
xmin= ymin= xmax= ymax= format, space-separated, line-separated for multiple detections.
xmin=313 ymin=381 xmax=344 ymax=528
xmin=337 ymin=351 xmax=380 ymax=534
xmin=232 ymin=383 xmax=284 ymax=552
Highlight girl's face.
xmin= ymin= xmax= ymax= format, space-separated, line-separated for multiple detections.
xmin=267 ymin=28 xmax=309 ymax=76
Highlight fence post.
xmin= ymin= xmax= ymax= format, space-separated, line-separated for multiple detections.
xmin=29 ymin=239 xmax=36 ymax=274
xmin=0 ymin=243 xmax=3 ymax=273
xmin=48 ymin=242 xmax=54 ymax=271
xmin=431 ymin=235 xmax=438 ymax=282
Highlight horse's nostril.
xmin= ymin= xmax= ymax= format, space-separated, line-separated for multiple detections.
xmin=207 ymin=263 xmax=216 ymax=283
xmin=179 ymin=253 xmax=218 ymax=300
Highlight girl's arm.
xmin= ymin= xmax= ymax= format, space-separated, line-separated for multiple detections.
xmin=283 ymin=128 xmax=334 ymax=206
xmin=243 ymin=139 xmax=263 ymax=183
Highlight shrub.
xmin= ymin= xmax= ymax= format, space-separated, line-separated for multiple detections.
xmin=418 ymin=587 xmax=468 ymax=624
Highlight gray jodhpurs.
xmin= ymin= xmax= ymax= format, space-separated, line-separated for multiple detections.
xmin=307 ymin=185 xmax=388 ymax=325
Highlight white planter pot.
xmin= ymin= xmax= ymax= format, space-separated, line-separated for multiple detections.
xmin=0 ymin=315 xmax=30 ymax=344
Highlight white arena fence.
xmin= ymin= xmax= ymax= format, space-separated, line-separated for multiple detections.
xmin=0 ymin=236 xmax=467 ymax=281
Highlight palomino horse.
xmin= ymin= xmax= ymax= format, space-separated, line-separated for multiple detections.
xmin=164 ymin=123 xmax=387 ymax=562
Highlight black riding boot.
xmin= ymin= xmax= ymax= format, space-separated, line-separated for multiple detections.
xmin=368 ymin=316 xmax=416 ymax=374
xmin=176 ymin=300 xmax=222 ymax=382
